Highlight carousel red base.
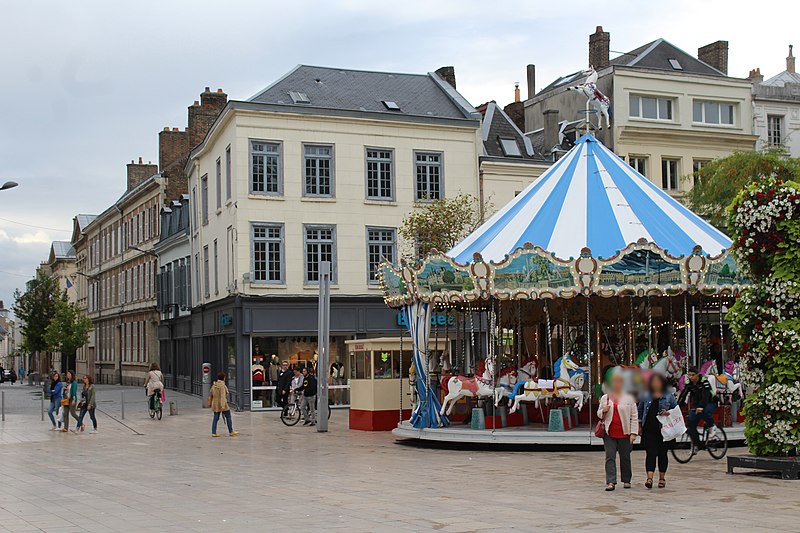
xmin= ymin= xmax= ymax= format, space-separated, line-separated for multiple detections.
xmin=350 ymin=409 xmax=411 ymax=431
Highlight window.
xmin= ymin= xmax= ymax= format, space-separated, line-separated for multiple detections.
xmin=366 ymin=148 xmax=394 ymax=199
xmin=203 ymin=245 xmax=210 ymax=297
xmin=215 ymin=157 xmax=222 ymax=210
xmin=382 ymin=100 xmax=400 ymax=111
xmin=225 ymin=145 xmax=232 ymax=200
xmin=194 ymin=253 xmax=200 ymax=302
xmin=252 ymin=224 xmax=283 ymax=283
xmin=213 ymin=239 xmax=219 ymax=295
xmin=304 ymin=144 xmax=334 ymax=197
xmin=692 ymin=159 xmax=710 ymax=187
xmin=628 ymin=156 xmax=648 ymax=177
xmin=668 ymin=58 xmax=683 ymax=70
xmin=661 ymin=158 xmax=680 ymax=191
xmin=201 ymin=175 xmax=209 ymax=225
xmin=499 ymin=138 xmax=522 ymax=157
xmin=366 ymin=227 xmax=396 ymax=284
xmin=289 ymin=91 xmax=310 ymax=104
xmin=629 ymin=95 xmax=673 ymax=120
xmin=227 ymin=226 xmax=234 ymax=288
xmin=191 ymin=186 xmax=197 ymax=230
xmin=693 ymin=100 xmax=735 ymax=125
xmin=304 ymin=225 xmax=336 ymax=283
xmin=250 ymin=141 xmax=281 ymax=194
xmin=415 ymin=152 xmax=443 ymax=201
xmin=767 ymin=115 xmax=783 ymax=146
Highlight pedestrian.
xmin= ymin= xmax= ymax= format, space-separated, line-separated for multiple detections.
xmin=62 ymin=370 xmax=80 ymax=432
xmin=638 ymin=373 xmax=678 ymax=489
xmin=597 ymin=370 xmax=638 ymax=491
xmin=47 ymin=371 xmax=64 ymax=431
xmin=208 ymin=371 xmax=239 ymax=437
xmin=276 ymin=361 xmax=293 ymax=414
xmin=74 ymin=375 xmax=98 ymax=434
xmin=289 ymin=367 xmax=303 ymax=406
xmin=296 ymin=367 xmax=317 ymax=426
xmin=144 ymin=362 xmax=164 ymax=412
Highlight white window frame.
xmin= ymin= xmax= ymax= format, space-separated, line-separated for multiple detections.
xmin=251 ymin=223 xmax=284 ymax=284
xmin=201 ymin=174 xmax=209 ymax=225
xmin=303 ymin=144 xmax=335 ymax=197
xmin=225 ymin=144 xmax=232 ymax=200
xmin=215 ymin=157 xmax=222 ymax=210
xmin=203 ymin=245 xmax=210 ymax=298
xmin=303 ymin=224 xmax=337 ymax=284
xmin=213 ymin=239 xmax=219 ymax=295
xmin=629 ymin=94 xmax=673 ymax=121
xmin=767 ymin=115 xmax=783 ymax=146
xmin=693 ymin=100 xmax=735 ymax=126
xmin=250 ymin=140 xmax=282 ymax=195
xmin=628 ymin=155 xmax=648 ymax=177
xmin=414 ymin=151 xmax=444 ymax=201
xmin=661 ymin=158 xmax=680 ymax=191
xmin=365 ymin=147 xmax=394 ymax=200
xmin=366 ymin=227 xmax=396 ymax=285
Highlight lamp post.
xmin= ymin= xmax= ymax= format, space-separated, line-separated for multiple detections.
xmin=1 ymin=181 xmax=19 ymax=191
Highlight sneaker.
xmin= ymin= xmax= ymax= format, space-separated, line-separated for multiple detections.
xmin=310 ymin=422 xmax=316 ymax=427
xmin=61 ymin=428 xmax=68 ymax=433
xmin=303 ymin=421 xmax=311 ymax=426
xmin=708 ymin=427 xmax=720 ymax=439
xmin=50 ymin=427 xmax=59 ymax=431
xmin=70 ymin=428 xmax=80 ymax=434
xmin=90 ymin=429 xmax=97 ymax=434
xmin=211 ymin=434 xmax=221 ymax=437
xmin=229 ymin=431 xmax=240 ymax=436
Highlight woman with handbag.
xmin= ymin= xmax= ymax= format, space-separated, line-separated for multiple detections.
xmin=637 ymin=373 xmax=678 ymax=489
xmin=73 ymin=375 xmax=98 ymax=434
xmin=597 ymin=370 xmax=638 ymax=491
xmin=47 ymin=371 xmax=64 ymax=431
xmin=61 ymin=371 xmax=80 ymax=432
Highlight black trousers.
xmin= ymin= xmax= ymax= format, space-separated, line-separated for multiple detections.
xmin=644 ymin=430 xmax=669 ymax=473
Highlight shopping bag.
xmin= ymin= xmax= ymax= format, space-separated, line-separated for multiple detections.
xmin=657 ymin=405 xmax=686 ymax=441
xmin=161 ymin=389 xmax=166 ymax=403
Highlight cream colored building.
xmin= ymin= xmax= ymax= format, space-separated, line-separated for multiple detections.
xmin=525 ymin=28 xmax=757 ymax=197
xmin=37 ymin=241 xmax=78 ymax=372
xmin=185 ymin=65 xmax=481 ymax=408
xmin=751 ymin=46 xmax=800 ymax=158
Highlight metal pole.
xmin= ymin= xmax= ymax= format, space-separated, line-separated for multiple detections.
xmin=121 ymin=391 xmax=125 ymax=420
xmin=317 ymin=261 xmax=331 ymax=433
xmin=41 ymin=390 xmax=44 ymax=421
xmin=2 ymin=391 xmax=5 ymax=421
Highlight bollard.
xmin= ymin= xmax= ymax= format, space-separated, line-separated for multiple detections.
xmin=169 ymin=401 xmax=177 ymax=416
xmin=41 ymin=391 xmax=44 ymax=421
xmin=1 ymin=391 xmax=4 ymax=421
xmin=121 ymin=391 xmax=125 ymax=420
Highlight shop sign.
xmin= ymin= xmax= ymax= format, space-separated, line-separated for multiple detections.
xmin=396 ymin=312 xmax=455 ymax=327
xmin=220 ymin=313 xmax=233 ymax=328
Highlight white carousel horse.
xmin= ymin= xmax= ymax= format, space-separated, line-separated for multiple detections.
xmin=702 ymin=360 xmax=743 ymax=399
xmin=567 ymin=67 xmax=611 ymax=130
xmin=493 ymin=357 xmax=538 ymax=406
xmin=509 ymin=353 xmax=588 ymax=413
xmin=440 ymin=358 xmax=496 ymax=416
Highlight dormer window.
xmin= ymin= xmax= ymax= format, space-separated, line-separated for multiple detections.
xmin=499 ymin=138 xmax=522 ymax=157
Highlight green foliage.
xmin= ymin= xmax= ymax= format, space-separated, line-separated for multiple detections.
xmin=399 ymin=194 xmax=492 ymax=259
xmin=686 ymin=150 xmax=800 ymax=232
xmin=44 ymin=297 xmax=92 ymax=360
xmin=12 ymin=270 xmax=61 ymax=354
xmin=773 ymin=218 xmax=800 ymax=281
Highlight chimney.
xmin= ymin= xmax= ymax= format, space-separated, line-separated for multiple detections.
xmin=435 ymin=66 xmax=456 ymax=89
xmin=126 ymin=157 xmax=158 ymax=191
xmin=503 ymin=101 xmax=525 ymax=132
xmin=698 ymin=40 xmax=729 ymax=74
xmin=543 ymin=109 xmax=559 ymax=154
xmin=788 ymin=45 xmax=796 ymax=74
xmin=187 ymin=87 xmax=228 ymax=147
xmin=589 ymin=26 xmax=610 ymax=70
xmin=748 ymin=68 xmax=763 ymax=83
xmin=514 ymin=82 xmax=521 ymax=103
xmin=526 ymin=64 xmax=536 ymax=98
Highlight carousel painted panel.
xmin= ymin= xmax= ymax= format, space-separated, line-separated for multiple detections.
xmin=490 ymin=247 xmax=576 ymax=300
xmin=413 ymin=256 xmax=479 ymax=303
xmin=697 ymin=252 xmax=750 ymax=295
xmin=378 ymin=263 xmax=412 ymax=307
xmin=594 ymin=244 xmax=684 ymax=297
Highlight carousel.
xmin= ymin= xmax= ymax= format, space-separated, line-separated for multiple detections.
xmin=380 ymin=133 xmax=750 ymax=445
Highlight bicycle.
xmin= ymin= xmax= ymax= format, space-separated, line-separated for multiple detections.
xmin=148 ymin=390 xmax=163 ymax=420
xmin=671 ymin=412 xmax=727 ymax=463
xmin=279 ymin=393 xmax=332 ymax=426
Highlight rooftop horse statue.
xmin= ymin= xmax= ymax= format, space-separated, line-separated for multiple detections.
xmin=567 ymin=67 xmax=611 ymax=130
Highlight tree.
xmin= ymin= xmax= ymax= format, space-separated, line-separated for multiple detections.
xmin=13 ymin=270 xmax=61 ymax=356
xmin=399 ymin=194 xmax=492 ymax=259
xmin=684 ymin=150 xmax=800 ymax=232
xmin=44 ymin=297 xmax=92 ymax=368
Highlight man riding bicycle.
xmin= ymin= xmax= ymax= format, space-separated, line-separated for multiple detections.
xmin=678 ymin=366 xmax=719 ymax=448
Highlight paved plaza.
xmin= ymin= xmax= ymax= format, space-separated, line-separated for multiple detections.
xmin=0 ymin=383 xmax=797 ymax=533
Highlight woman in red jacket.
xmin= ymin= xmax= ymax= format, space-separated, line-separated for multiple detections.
xmin=597 ymin=370 xmax=639 ymax=491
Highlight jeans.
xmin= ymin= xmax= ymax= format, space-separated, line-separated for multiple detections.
xmin=301 ymin=395 xmax=316 ymax=423
xmin=603 ymin=436 xmax=632 ymax=485
xmin=687 ymin=403 xmax=716 ymax=447
xmin=48 ymin=400 xmax=59 ymax=427
xmin=212 ymin=410 xmax=233 ymax=434
xmin=76 ymin=406 xmax=97 ymax=430
xmin=63 ymin=402 xmax=79 ymax=431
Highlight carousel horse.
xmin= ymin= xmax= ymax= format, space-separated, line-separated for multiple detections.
xmin=509 ymin=353 xmax=588 ymax=413
xmin=701 ymin=360 xmax=743 ymax=399
xmin=637 ymin=347 xmax=683 ymax=381
xmin=567 ymin=67 xmax=612 ymax=130
xmin=440 ymin=358 xmax=496 ymax=416
xmin=494 ymin=357 xmax=539 ymax=406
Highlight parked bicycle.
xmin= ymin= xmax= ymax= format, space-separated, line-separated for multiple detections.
xmin=671 ymin=415 xmax=727 ymax=463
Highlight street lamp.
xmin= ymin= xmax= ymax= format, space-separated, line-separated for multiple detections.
xmin=128 ymin=245 xmax=159 ymax=258
xmin=1 ymin=181 xmax=19 ymax=191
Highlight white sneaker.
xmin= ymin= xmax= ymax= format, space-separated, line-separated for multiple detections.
xmin=50 ymin=427 xmax=59 ymax=431
xmin=708 ymin=427 xmax=719 ymax=439
xmin=90 ymin=429 xmax=97 ymax=434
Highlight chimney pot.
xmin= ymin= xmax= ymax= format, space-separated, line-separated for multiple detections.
xmin=173 ymin=127 xmax=179 ymax=132
xmin=526 ymin=64 xmax=536 ymax=99
xmin=138 ymin=156 xmax=143 ymax=164
xmin=193 ymin=100 xmax=199 ymax=106
xmin=163 ymin=127 xmax=169 ymax=132
xmin=217 ymin=88 xmax=224 ymax=93
xmin=514 ymin=82 xmax=521 ymax=103
xmin=787 ymin=44 xmax=795 ymax=74
xmin=204 ymin=86 xmax=210 ymax=93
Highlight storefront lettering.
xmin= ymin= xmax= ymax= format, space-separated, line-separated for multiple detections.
xmin=396 ymin=312 xmax=455 ymax=327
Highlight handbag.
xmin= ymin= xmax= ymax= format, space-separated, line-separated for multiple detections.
xmin=594 ymin=420 xmax=605 ymax=438
xmin=60 ymin=398 xmax=70 ymax=407
xmin=657 ymin=405 xmax=686 ymax=441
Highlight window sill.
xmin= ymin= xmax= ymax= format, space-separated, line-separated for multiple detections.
xmin=249 ymin=283 xmax=287 ymax=289
xmin=364 ymin=199 xmax=397 ymax=206
xmin=215 ymin=208 xmax=222 ymax=216
xmin=301 ymin=197 xmax=336 ymax=203
xmin=691 ymin=122 xmax=738 ymax=130
xmin=628 ymin=117 xmax=675 ymax=124
xmin=247 ymin=194 xmax=285 ymax=201
xmin=302 ymin=284 xmax=339 ymax=289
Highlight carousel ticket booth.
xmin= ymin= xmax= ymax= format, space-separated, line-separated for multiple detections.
xmin=347 ymin=337 xmax=446 ymax=431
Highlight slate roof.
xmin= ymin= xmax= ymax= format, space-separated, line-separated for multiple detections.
xmin=537 ymin=38 xmax=725 ymax=96
xmin=760 ymin=70 xmax=800 ymax=87
xmin=51 ymin=241 xmax=76 ymax=260
xmin=249 ymin=65 xmax=478 ymax=120
xmin=75 ymin=214 xmax=97 ymax=232
xmin=481 ymin=102 xmax=545 ymax=161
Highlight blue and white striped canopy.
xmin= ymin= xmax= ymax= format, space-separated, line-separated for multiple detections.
xmin=449 ymin=134 xmax=731 ymax=263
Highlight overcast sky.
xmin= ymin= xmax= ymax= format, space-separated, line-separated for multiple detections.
xmin=0 ymin=0 xmax=795 ymax=311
